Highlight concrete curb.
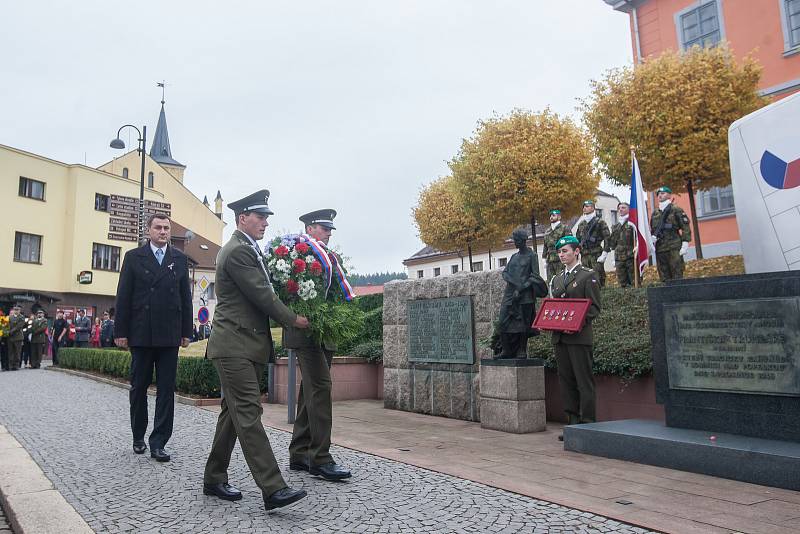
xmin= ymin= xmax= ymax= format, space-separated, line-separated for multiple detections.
xmin=0 ymin=425 xmax=93 ymax=534
xmin=45 ymin=367 xmax=222 ymax=407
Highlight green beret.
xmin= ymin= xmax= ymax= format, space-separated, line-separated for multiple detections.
xmin=555 ymin=235 xmax=580 ymax=249
xmin=549 ymin=209 xmax=561 ymax=215
xmin=583 ymin=200 xmax=595 ymax=206
xmin=656 ymin=186 xmax=672 ymax=194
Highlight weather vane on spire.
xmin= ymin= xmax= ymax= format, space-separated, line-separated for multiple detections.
xmin=157 ymin=80 xmax=166 ymax=105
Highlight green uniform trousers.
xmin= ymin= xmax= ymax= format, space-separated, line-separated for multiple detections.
xmin=656 ymin=249 xmax=684 ymax=282
xmin=554 ymin=343 xmax=596 ymax=423
xmin=615 ymin=259 xmax=634 ymax=288
xmin=30 ymin=342 xmax=44 ymax=369
xmin=289 ymin=347 xmax=334 ymax=466
xmin=581 ymin=253 xmax=606 ymax=287
xmin=546 ymin=261 xmax=562 ymax=282
xmin=8 ymin=341 xmax=22 ymax=370
xmin=204 ymin=357 xmax=286 ymax=497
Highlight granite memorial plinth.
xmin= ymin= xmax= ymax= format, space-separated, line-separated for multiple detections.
xmin=480 ymin=358 xmax=546 ymax=433
xmin=565 ymin=271 xmax=800 ymax=489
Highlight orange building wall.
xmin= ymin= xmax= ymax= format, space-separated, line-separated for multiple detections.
xmin=626 ymin=0 xmax=800 ymax=252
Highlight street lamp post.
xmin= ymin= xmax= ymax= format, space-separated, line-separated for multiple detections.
xmin=109 ymin=125 xmax=147 ymax=242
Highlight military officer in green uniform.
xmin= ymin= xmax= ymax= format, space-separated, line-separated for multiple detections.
xmin=7 ymin=306 xmax=25 ymax=371
xmin=607 ymin=202 xmax=636 ymax=288
xmin=542 ymin=209 xmax=572 ymax=281
xmin=203 ymin=189 xmax=311 ymax=512
xmin=285 ymin=209 xmax=352 ymax=481
xmin=575 ymin=200 xmax=611 ymax=287
xmin=649 ymin=186 xmax=692 ymax=281
xmin=549 ymin=236 xmax=602 ymax=440
xmin=29 ymin=310 xmax=48 ymax=369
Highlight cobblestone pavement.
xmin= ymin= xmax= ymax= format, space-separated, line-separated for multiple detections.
xmin=0 ymin=369 xmax=655 ymax=533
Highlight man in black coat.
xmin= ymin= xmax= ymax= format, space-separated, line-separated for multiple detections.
xmin=114 ymin=213 xmax=192 ymax=462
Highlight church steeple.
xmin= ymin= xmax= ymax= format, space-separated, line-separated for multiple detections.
xmin=149 ymin=83 xmax=186 ymax=182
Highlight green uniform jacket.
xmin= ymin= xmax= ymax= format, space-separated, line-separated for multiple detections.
xmin=207 ymin=230 xmax=297 ymax=364
xmin=608 ymin=220 xmax=636 ymax=262
xmin=549 ymin=266 xmax=602 ymax=346
xmin=576 ymin=216 xmax=611 ymax=257
xmin=650 ymin=203 xmax=691 ymax=253
xmin=8 ymin=315 xmax=25 ymax=342
xmin=31 ymin=318 xmax=48 ymax=344
xmin=542 ymin=223 xmax=572 ymax=264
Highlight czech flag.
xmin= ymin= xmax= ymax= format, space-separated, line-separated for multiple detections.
xmin=629 ymin=153 xmax=654 ymax=277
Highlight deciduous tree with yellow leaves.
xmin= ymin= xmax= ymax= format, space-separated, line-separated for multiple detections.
xmin=582 ymin=46 xmax=764 ymax=258
xmin=449 ymin=109 xmax=598 ymax=255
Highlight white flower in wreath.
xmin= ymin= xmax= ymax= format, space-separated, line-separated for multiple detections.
xmin=275 ymin=259 xmax=291 ymax=274
xmin=289 ymin=250 xmax=298 ymax=260
xmin=305 ymin=255 xmax=315 ymax=264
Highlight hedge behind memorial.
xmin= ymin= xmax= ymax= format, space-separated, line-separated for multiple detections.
xmin=58 ymin=348 xmax=221 ymax=397
xmin=527 ymin=287 xmax=652 ymax=379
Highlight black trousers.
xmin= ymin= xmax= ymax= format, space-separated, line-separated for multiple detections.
xmin=51 ymin=339 xmax=61 ymax=365
xmin=129 ymin=346 xmax=178 ymax=449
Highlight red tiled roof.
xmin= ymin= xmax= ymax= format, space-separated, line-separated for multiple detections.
xmin=353 ymin=285 xmax=384 ymax=296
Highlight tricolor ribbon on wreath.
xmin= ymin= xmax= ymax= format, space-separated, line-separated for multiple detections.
xmin=301 ymin=234 xmax=356 ymax=301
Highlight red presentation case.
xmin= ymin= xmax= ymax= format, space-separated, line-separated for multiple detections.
xmin=532 ymin=298 xmax=592 ymax=334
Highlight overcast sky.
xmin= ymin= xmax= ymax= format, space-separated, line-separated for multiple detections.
xmin=2 ymin=1 xmax=632 ymax=274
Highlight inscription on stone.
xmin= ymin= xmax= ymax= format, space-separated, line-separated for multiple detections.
xmin=408 ymin=296 xmax=474 ymax=364
xmin=664 ymin=297 xmax=800 ymax=396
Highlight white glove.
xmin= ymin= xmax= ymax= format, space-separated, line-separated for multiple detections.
xmin=597 ymin=252 xmax=608 ymax=263
xmin=650 ymin=235 xmax=658 ymax=245
xmin=679 ymin=242 xmax=689 ymax=256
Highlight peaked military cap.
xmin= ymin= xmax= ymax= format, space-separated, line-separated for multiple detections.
xmin=656 ymin=185 xmax=673 ymax=194
xmin=300 ymin=209 xmax=337 ymax=230
xmin=228 ymin=189 xmax=274 ymax=216
xmin=582 ymin=200 xmax=595 ymax=206
xmin=549 ymin=209 xmax=561 ymax=215
xmin=555 ymin=235 xmax=580 ymax=249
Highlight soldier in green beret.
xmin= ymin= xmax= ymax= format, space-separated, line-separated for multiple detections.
xmin=29 ymin=310 xmax=48 ymax=369
xmin=607 ymin=202 xmax=636 ymax=288
xmin=542 ymin=209 xmax=572 ymax=281
xmin=549 ymin=236 xmax=602 ymax=440
xmin=649 ymin=186 xmax=691 ymax=281
xmin=575 ymin=200 xmax=611 ymax=287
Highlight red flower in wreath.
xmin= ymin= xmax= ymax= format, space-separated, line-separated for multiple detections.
xmin=286 ymin=279 xmax=299 ymax=294
xmin=275 ymin=245 xmax=289 ymax=257
xmin=292 ymin=258 xmax=307 ymax=273
xmin=295 ymin=242 xmax=310 ymax=254
xmin=310 ymin=261 xmax=323 ymax=275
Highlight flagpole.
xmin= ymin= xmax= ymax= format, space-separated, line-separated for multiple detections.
xmin=631 ymin=149 xmax=640 ymax=289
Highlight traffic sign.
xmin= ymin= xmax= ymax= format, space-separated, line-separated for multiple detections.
xmin=198 ymin=306 xmax=210 ymax=325
xmin=198 ymin=276 xmax=210 ymax=292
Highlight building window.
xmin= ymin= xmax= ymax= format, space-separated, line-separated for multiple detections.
xmin=14 ymin=232 xmax=42 ymax=263
xmin=498 ymin=257 xmax=508 ymax=268
xmin=18 ymin=177 xmax=45 ymax=201
xmin=92 ymin=243 xmax=121 ymax=272
xmin=472 ymin=261 xmax=484 ymax=272
xmin=147 ymin=172 xmax=154 ymax=188
xmin=697 ymin=185 xmax=735 ymax=217
xmin=203 ymin=282 xmax=216 ymax=301
xmin=677 ymin=0 xmax=721 ymax=49
xmin=417 ymin=270 xmax=424 ymax=279
xmin=95 ymin=193 xmax=109 ymax=212
xmin=451 ymin=265 xmax=459 ymax=274
xmin=595 ymin=208 xmax=604 ymax=220
xmin=433 ymin=267 xmax=441 ymax=277
xmin=782 ymin=0 xmax=800 ymax=50
xmin=122 ymin=167 xmax=129 ymax=179
xmin=610 ymin=210 xmax=618 ymax=225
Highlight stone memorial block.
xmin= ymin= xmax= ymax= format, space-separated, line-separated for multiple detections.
xmin=480 ymin=359 xmax=546 ymax=434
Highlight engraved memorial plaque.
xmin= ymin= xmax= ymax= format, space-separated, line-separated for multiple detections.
xmin=664 ymin=297 xmax=800 ymax=396
xmin=407 ymin=296 xmax=474 ymax=364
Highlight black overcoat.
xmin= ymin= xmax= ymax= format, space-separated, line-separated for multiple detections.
xmin=114 ymin=243 xmax=193 ymax=348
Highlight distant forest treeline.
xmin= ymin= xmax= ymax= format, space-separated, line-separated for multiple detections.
xmin=349 ymin=272 xmax=408 ymax=286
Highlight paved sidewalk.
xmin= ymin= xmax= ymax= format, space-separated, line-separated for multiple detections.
xmin=0 ymin=369 xmax=653 ymax=533
xmin=233 ymin=400 xmax=800 ymax=534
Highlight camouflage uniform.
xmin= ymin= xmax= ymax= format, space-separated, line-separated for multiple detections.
xmin=576 ymin=216 xmax=611 ymax=287
xmin=650 ymin=203 xmax=692 ymax=281
xmin=608 ymin=219 xmax=636 ymax=287
xmin=542 ymin=223 xmax=572 ymax=281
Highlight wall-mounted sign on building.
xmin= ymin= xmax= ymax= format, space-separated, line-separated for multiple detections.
xmin=77 ymin=271 xmax=93 ymax=284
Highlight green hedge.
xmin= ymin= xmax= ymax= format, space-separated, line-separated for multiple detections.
xmin=354 ymin=293 xmax=383 ymax=312
xmin=350 ymin=339 xmax=383 ymax=363
xmin=58 ymin=348 xmax=222 ymax=397
xmin=338 ymin=302 xmax=383 ymax=359
xmin=526 ymin=287 xmax=652 ymax=379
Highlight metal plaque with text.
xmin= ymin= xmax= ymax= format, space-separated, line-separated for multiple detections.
xmin=664 ymin=298 xmax=800 ymax=396
xmin=407 ymin=296 xmax=474 ymax=364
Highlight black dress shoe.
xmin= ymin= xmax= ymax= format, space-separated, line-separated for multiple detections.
xmin=203 ymin=482 xmax=243 ymax=501
xmin=133 ymin=441 xmax=147 ymax=454
xmin=151 ymin=448 xmax=170 ymax=462
xmin=289 ymin=459 xmax=310 ymax=472
xmin=309 ymin=462 xmax=351 ymax=481
xmin=264 ymin=487 xmax=307 ymax=511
